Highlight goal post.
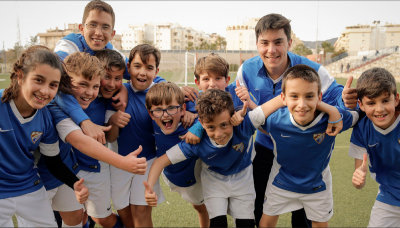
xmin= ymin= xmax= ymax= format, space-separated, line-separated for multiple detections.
xmin=184 ymin=52 xmax=196 ymax=86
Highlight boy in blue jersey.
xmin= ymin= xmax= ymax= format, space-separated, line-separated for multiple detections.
xmin=349 ymin=68 xmax=400 ymax=227
xmin=144 ymin=81 xmax=209 ymax=227
xmin=106 ymin=44 xmax=167 ymax=227
xmin=259 ymin=65 xmax=359 ymax=228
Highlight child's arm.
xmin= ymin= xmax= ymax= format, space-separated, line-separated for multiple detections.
xmin=66 ymin=131 xmax=146 ymax=175
xmin=235 ymin=79 xmax=258 ymax=110
xmin=352 ymin=153 xmax=368 ymax=189
xmin=181 ymin=121 xmax=203 ymax=145
xmin=105 ymin=102 xmax=130 ymax=143
xmin=181 ymin=112 xmax=198 ymax=129
xmin=181 ymin=86 xmax=200 ymax=102
xmin=143 ymin=154 xmax=172 ymax=207
xmin=316 ymin=102 xmax=343 ymax=136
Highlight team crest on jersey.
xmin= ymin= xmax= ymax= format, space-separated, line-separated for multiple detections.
xmin=313 ymin=133 xmax=326 ymax=144
xmin=31 ymin=131 xmax=43 ymax=144
xmin=232 ymin=142 xmax=245 ymax=153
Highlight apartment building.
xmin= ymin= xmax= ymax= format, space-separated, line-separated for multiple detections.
xmin=225 ymin=18 xmax=303 ymax=51
xmin=335 ymin=23 xmax=400 ymax=53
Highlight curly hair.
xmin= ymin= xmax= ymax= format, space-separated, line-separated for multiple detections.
xmin=196 ymin=89 xmax=234 ymax=123
xmin=64 ymin=52 xmax=105 ymax=81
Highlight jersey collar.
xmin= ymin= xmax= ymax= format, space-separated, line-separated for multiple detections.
xmin=209 ymin=133 xmax=234 ymax=148
xmin=372 ymin=114 xmax=400 ymax=135
xmin=290 ymin=111 xmax=325 ymax=131
xmin=9 ymin=99 xmax=38 ymax=124
xmin=130 ymin=81 xmax=155 ymax=93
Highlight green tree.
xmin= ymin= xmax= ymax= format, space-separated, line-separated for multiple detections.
xmin=185 ymin=42 xmax=195 ymax=51
xmin=215 ymin=37 xmax=227 ymax=50
xmin=321 ymin=41 xmax=335 ymax=53
xmin=291 ymin=44 xmax=312 ymax=56
xmin=24 ymin=35 xmax=39 ymax=49
xmin=12 ymin=42 xmax=24 ymax=61
xmin=331 ymin=49 xmax=347 ymax=58
xmin=140 ymin=39 xmax=154 ymax=46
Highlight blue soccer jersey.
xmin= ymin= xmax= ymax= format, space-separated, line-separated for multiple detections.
xmin=349 ymin=114 xmax=400 ymax=207
xmin=108 ymin=81 xmax=165 ymax=160
xmin=153 ymin=118 xmax=199 ymax=187
xmin=0 ymin=90 xmax=59 ymax=199
xmin=264 ymin=107 xmax=358 ymax=194
xmin=167 ymin=107 xmax=265 ymax=176
xmin=37 ymin=100 xmax=81 ymax=190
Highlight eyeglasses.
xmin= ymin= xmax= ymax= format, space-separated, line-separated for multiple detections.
xmin=84 ymin=23 xmax=113 ymax=34
xmin=150 ymin=105 xmax=181 ymax=118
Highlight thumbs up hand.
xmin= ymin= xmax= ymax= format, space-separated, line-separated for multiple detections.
xmin=109 ymin=102 xmax=131 ymax=128
xmin=230 ymin=101 xmax=248 ymax=126
xmin=74 ymin=178 xmax=89 ymax=204
xmin=342 ymin=76 xmax=358 ymax=109
xmin=352 ymin=153 xmax=368 ymax=189
xmin=235 ymin=79 xmax=251 ymax=103
xmin=143 ymin=181 xmax=158 ymax=207
xmin=122 ymin=145 xmax=147 ymax=175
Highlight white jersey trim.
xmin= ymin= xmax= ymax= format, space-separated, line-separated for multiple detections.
xmin=130 ymin=81 xmax=155 ymax=92
xmin=39 ymin=141 xmax=60 ymax=157
xmin=10 ymin=99 xmax=38 ymax=124
xmin=53 ymin=39 xmax=79 ymax=54
xmin=105 ymin=110 xmax=116 ymax=123
xmin=166 ymin=144 xmax=188 ymax=165
xmin=317 ymin=66 xmax=335 ymax=94
xmin=349 ymin=110 xmax=359 ymax=127
xmin=56 ymin=118 xmax=81 ymax=143
xmin=249 ymin=106 xmax=266 ymax=129
xmin=290 ymin=111 xmax=325 ymax=131
xmin=372 ymin=114 xmax=400 ymax=135
xmin=348 ymin=142 xmax=366 ymax=160
xmin=236 ymin=64 xmax=248 ymax=89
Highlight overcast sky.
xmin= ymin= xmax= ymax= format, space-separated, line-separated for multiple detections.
xmin=1 ymin=1 xmax=399 ymax=50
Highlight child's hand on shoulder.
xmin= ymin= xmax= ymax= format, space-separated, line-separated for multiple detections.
xmin=230 ymin=101 xmax=248 ymax=126
xmin=181 ymin=86 xmax=199 ymax=102
xmin=143 ymin=181 xmax=158 ymax=207
xmin=181 ymin=112 xmax=198 ymax=129
xmin=181 ymin=132 xmax=200 ymax=145
xmin=109 ymin=102 xmax=131 ymax=128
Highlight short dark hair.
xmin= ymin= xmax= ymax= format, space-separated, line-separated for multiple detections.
xmin=194 ymin=53 xmax=229 ymax=81
xmin=357 ymin=67 xmax=397 ymax=101
xmin=255 ymin=14 xmax=291 ymax=41
xmin=129 ymin=44 xmax=161 ymax=69
xmin=82 ymin=0 xmax=115 ymax=29
xmin=64 ymin=52 xmax=105 ymax=81
xmin=95 ymin=49 xmax=126 ymax=72
xmin=145 ymin=81 xmax=184 ymax=110
xmin=282 ymin=64 xmax=321 ymax=94
xmin=196 ymin=89 xmax=234 ymax=123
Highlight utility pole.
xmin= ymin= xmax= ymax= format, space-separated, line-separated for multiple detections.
xmin=373 ymin=21 xmax=380 ymax=51
xmin=315 ymin=1 xmax=319 ymax=63
xmin=3 ymin=41 xmax=6 ymax=73
xmin=16 ymin=14 xmax=22 ymax=57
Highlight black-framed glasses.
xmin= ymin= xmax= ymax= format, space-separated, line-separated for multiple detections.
xmin=84 ymin=23 xmax=113 ymax=34
xmin=150 ymin=105 xmax=181 ymax=118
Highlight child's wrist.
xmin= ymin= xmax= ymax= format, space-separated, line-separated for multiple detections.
xmin=328 ymin=113 xmax=343 ymax=124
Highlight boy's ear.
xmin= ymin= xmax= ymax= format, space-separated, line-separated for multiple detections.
xmin=358 ymin=100 xmax=365 ymax=112
xmin=194 ymin=79 xmax=201 ymax=90
xmin=148 ymin=110 xmax=155 ymax=120
xmin=287 ymin=38 xmax=293 ymax=51
xmin=155 ymin=68 xmax=160 ymax=78
xmin=395 ymin=93 xmax=400 ymax=107
xmin=281 ymin=92 xmax=287 ymax=106
xmin=79 ymin=24 xmax=84 ymax=35
xmin=318 ymin=92 xmax=322 ymax=102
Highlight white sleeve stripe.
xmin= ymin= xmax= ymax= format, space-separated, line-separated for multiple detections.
xmin=56 ymin=118 xmax=81 ymax=143
xmin=318 ymin=66 xmax=335 ymax=94
xmin=249 ymin=106 xmax=265 ymax=129
xmin=348 ymin=142 xmax=366 ymax=160
xmin=349 ymin=110 xmax=359 ymax=127
xmin=53 ymin=39 xmax=80 ymax=54
xmin=105 ymin=110 xmax=117 ymax=123
xmin=166 ymin=144 xmax=187 ymax=164
xmin=236 ymin=64 xmax=248 ymax=89
xmin=39 ymin=141 xmax=60 ymax=157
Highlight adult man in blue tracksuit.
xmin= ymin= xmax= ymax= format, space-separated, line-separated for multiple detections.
xmin=234 ymin=14 xmax=358 ymax=227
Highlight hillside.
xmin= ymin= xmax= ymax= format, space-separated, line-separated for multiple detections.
xmin=302 ymin=37 xmax=338 ymax=49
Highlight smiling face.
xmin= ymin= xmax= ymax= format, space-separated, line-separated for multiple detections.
xmin=79 ymin=10 xmax=115 ymax=52
xmin=128 ymin=53 xmax=159 ymax=91
xmin=70 ymin=73 xmax=100 ymax=109
xmin=200 ymin=110 xmax=233 ymax=145
xmin=256 ymin=29 xmax=292 ymax=79
xmin=195 ymin=71 xmax=230 ymax=92
xmin=100 ymin=66 xmax=124 ymax=99
xmin=359 ymin=92 xmax=400 ymax=130
xmin=149 ymin=99 xmax=186 ymax=135
xmin=282 ymin=78 xmax=322 ymax=126
xmin=16 ymin=64 xmax=61 ymax=116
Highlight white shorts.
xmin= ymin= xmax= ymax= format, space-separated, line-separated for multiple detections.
xmin=263 ymin=169 xmax=333 ymax=223
xmin=0 ymin=187 xmax=57 ymax=227
xmin=201 ymin=164 xmax=255 ymax=220
xmin=76 ymin=161 xmax=112 ymax=219
xmin=111 ymin=157 xmax=165 ymax=210
xmin=162 ymin=159 xmax=204 ymax=206
xmin=47 ymin=183 xmax=83 ymax=212
xmin=368 ymin=200 xmax=400 ymax=227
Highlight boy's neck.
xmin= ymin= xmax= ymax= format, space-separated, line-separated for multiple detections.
xmin=130 ymin=81 xmax=154 ymax=92
xmin=293 ymin=110 xmax=320 ymax=127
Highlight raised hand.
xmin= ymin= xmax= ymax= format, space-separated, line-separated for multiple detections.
xmin=109 ymin=102 xmax=131 ymax=128
xmin=123 ymin=145 xmax=147 ymax=175
xmin=230 ymin=101 xmax=248 ymax=126
xmin=342 ymin=76 xmax=358 ymax=109
xmin=143 ymin=181 xmax=158 ymax=207
xmin=81 ymin=120 xmax=112 ymax=144
xmin=235 ymin=80 xmax=251 ymax=103
xmin=352 ymin=153 xmax=368 ymax=189
xmin=74 ymin=178 xmax=89 ymax=204
xmin=181 ymin=131 xmax=201 ymax=145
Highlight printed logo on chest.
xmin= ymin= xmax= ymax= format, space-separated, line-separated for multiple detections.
xmin=313 ymin=133 xmax=326 ymax=144
xmin=232 ymin=142 xmax=245 ymax=153
xmin=31 ymin=131 xmax=43 ymax=144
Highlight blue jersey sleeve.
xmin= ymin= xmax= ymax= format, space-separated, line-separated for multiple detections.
xmin=350 ymin=123 xmax=366 ymax=149
xmin=41 ymin=109 xmax=60 ymax=145
xmin=185 ymin=100 xmax=196 ymax=113
xmin=47 ymin=101 xmax=71 ymax=125
xmin=177 ymin=140 xmax=198 ymax=159
xmin=188 ymin=121 xmax=204 ymax=139
xmin=338 ymin=108 xmax=359 ymax=133
xmin=54 ymin=93 xmax=89 ymax=125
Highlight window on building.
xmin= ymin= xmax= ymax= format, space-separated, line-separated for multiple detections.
xmin=361 ymin=47 xmax=365 ymax=51
xmin=392 ymin=33 xmax=395 ymax=36
xmin=391 ymin=40 xmax=394 ymax=43
xmin=362 ymin=33 xmax=365 ymax=36
xmin=362 ymin=40 xmax=365 ymax=44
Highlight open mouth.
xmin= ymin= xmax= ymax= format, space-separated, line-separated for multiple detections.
xmin=295 ymin=110 xmax=309 ymax=116
xmin=162 ymin=119 xmax=173 ymax=129
xmin=92 ymin=38 xmax=103 ymax=44
xmin=266 ymin=55 xmax=280 ymax=60
xmin=34 ymin=94 xmax=46 ymax=101
xmin=104 ymin=87 xmax=115 ymax=93
xmin=374 ymin=114 xmax=387 ymax=119
xmin=215 ymin=136 xmax=226 ymax=142
xmin=80 ymin=96 xmax=91 ymax=103
xmin=137 ymin=78 xmax=147 ymax=83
